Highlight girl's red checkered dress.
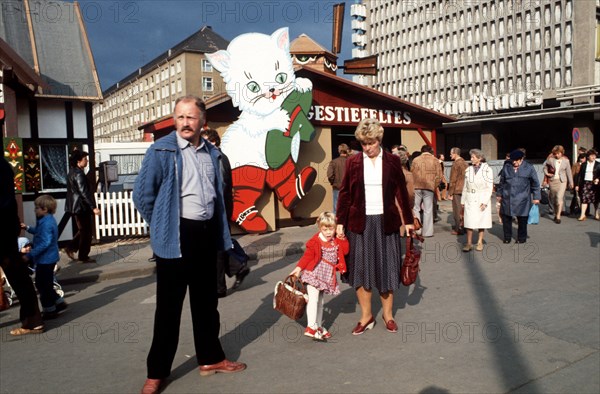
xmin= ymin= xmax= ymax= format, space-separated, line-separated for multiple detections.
xmin=300 ymin=239 xmax=340 ymax=295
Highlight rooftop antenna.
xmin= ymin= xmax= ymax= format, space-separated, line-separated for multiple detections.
xmin=331 ymin=3 xmax=345 ymax=54
xmin=334 ymin=2 xmax=377 ymax=76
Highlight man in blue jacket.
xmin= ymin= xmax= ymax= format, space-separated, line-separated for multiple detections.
xmin=134 ymin=95 xmax=246 ymax=394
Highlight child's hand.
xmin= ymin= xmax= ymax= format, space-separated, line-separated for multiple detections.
xmin=335 ymin=263 xmax=345 ymax=274
xmin=20 ymin=223 xmax=27 ymax=229
xmin=290 ymin=267 xmax=301 ymax=277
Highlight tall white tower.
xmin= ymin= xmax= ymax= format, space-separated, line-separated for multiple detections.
xmin=350 ymin=1 xmax=368 ymax=85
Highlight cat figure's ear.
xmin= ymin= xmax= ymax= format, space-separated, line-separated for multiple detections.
xmin=205 ymin=50 xmax=230 ymax=73
xmin=271 ymin=27 xmax=290 ymax=53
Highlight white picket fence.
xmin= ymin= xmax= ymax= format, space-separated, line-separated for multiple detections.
xmin=94 ymin=191 xmax=149 ymax=240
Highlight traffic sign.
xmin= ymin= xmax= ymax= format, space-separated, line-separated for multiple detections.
xmin=572 ymin=128 xmax=580 ymax=143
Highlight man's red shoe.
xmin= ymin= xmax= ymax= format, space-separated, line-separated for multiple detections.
xmin=199 ymin=359 xmax=246 ymax=376
xmin=141 ymin=378 xmax=162 ymax=394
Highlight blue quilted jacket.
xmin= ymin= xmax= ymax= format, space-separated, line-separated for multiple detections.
xmin=133 ymin=131 xmax=232 ymax=259
xmin=26 ymin=214 xmax=59 ymax=265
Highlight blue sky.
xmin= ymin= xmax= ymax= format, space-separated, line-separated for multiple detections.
xmin=77 ymin=1 xmax=355 ymax=91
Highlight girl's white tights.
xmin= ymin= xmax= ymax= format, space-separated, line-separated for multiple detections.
xmin=306 ymin=284 xmax=324 ymax=329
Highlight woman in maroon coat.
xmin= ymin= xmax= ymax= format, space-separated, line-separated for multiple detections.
xmin=336 ymin=118 xmax=415 ymax=335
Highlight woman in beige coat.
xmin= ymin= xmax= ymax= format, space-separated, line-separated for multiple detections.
xmin=543 ymin=145 xmax=573 ymax=224
xmin=461 ymin=149 xmax=494 ymax=251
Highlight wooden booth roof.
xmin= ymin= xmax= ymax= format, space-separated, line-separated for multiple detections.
xmin=0 ymin=0 xmax=102 ymax=100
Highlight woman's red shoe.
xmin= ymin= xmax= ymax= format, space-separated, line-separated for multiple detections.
xmin=352 ymin=316 xmax=375 ymax=335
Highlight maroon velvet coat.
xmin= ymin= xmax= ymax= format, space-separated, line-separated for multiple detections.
xmin=336 ymin=150 xmax=414 ymax=234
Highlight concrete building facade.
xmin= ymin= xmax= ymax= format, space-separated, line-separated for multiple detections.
xmin=359 ymin=0 xmax=599 ymax=160
xmin=93 ymin=26 xmax=228 ymax=143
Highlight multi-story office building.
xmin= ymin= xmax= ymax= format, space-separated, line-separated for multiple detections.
xmin=358 ymin=0 xmax=599 ymax=159
xmin=93 ymin=26 xmax=228 ymax=143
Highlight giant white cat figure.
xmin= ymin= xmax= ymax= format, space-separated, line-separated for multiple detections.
xmin=206 ymin=27 xmax=316 ymax=233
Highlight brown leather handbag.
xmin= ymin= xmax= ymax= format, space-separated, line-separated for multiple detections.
xmin=273 ymin=275 xmax=308 ymax=320
xmin=401 ymin=233 xmax=424 ymax=286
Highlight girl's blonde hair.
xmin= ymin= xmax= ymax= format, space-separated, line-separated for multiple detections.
xmin=316 ymin=211 xmax=336 ymax=228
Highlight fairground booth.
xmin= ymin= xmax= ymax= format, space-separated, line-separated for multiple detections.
xmin=1 ymin=1 xmax=102 ymax=241
xmin=140 ymin=33 xmax=455 ymax=233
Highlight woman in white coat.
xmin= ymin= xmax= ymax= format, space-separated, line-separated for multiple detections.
xmin=461 ymin=149 xmax=494 ymax=251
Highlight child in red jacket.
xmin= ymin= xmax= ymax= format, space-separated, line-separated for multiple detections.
xmin=290 ymin=211 xmax=349 ymax=340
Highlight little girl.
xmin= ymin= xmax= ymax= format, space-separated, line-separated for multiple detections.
xmin=290 ymin=211 xmax=349 ymax=340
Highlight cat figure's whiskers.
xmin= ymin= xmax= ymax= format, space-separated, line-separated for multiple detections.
xmin=278 ymin=82 xmax=294 ymax=95
xmin=250 ymin=95 xmax=264 ymax=104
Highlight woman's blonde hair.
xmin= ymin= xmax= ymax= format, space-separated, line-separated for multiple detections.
xmin=354 ymin=118 xmax=384 ymax=143
xmin=316 ymin=211 xmax=337 ymax=228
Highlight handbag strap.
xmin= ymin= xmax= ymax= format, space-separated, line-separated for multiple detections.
xmin=408 ymin=230 xmax=425 ymax=243
xmin=406 ymin=235 xmax=413 ymax=250
xmin=284 ymin=275 xmax=307 ymax=294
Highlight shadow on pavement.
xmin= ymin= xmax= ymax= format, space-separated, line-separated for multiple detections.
xmin=587 ymin=231 xmax=600 ymax=248
xmin=169 ymin=254 xmax=299 ymax=379
xmin=40 ymin=275 xmax=155 ymax=332
xmin=466 ymin=252 xmax=540 ymax=393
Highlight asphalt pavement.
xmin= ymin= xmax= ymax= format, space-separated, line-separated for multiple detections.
xmin=1 ymin=200 xmax=598 ymax=393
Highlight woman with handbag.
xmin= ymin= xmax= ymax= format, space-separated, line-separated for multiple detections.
xmin=543 ymin=145 xmax=573 ymax=224
xmin=336 ymin=118 xmax=414 ymax=335
xmin=461 ymin=149 xmax=494 ymax=252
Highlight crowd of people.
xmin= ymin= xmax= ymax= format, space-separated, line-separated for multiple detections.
xmin=1 ymin=158 xmax=81 ymax=337
xmin=1 ymin=148 xmax=104 ymax=336
xmin=2 ymin=94 xmax=599 ymax=394
xmin=328 ymin=140 xmax=600 ymax=254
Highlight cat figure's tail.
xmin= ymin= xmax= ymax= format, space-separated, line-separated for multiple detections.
xmin=231 ymin=166 xmax=268 ymax=233
xmin=266 ymin=158 xmax=316 ymax=212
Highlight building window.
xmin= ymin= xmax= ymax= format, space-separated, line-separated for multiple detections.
xmin=109 ymin=154 xmax=146 ymax=175
xmin=203 ymin=77 xmax=213 ymax=91
xmin=176 ymin=60 xmax=182 ymax=73
xmin=177 ymin=78 xmax=182 ymax=92
xmin=202 ymin=59 xmax=213 ymax=72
